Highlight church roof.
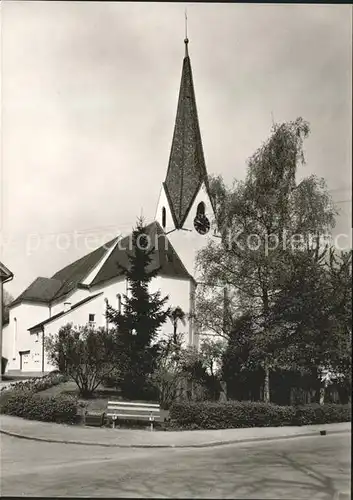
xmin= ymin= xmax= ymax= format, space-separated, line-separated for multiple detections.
xmin=50 ymin=237 xmax=118 ymax=300
xmin=91 ymin=221 xmax=192 ymax=286
xmin=11 ymin=277 xmax=63 ymax=306
xmin=164 ymin=39 xmax=210 ymax=229
xmin=12 ymin=221 xmax=192 ymax=307
xmin=11 ymin=238 xmax=118 ymax=307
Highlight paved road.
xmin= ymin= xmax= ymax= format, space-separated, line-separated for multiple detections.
xmin=0 ymin=433 xmax=350 ymax=498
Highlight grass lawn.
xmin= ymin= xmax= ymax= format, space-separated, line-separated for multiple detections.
xmin=39 ymin=381 xmax=124 ymax=412
xmin=39 ymin=381 xmax=169 ymax=421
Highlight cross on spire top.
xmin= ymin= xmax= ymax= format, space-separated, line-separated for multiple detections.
xmin=184 ymin=9 xmax=189 ymax=56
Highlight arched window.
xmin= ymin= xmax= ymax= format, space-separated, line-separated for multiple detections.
xmin=196 ymin=202 xmax=205 ymax=217
xmin=162 ymin=207 xmax=166 ymax=228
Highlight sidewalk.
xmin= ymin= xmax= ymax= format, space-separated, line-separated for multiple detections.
xmin=0 ymin=415 xmax=350 ymax=448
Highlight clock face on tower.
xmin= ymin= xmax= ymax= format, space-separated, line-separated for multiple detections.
xmin=193 ymin=214 xmax=210 ymax=235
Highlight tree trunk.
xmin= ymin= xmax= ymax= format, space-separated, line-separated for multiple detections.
xmin=319 ymin=386 xmax=325 ymax=405
xmin=262 ymin=287 xmax=271 ymax=403
xmin=173 ymin=321 xmax=177 ymax=345
xmin=290 ymin=387 xmax=295 ymax=406
xmin=263 ymin=363 xmax=270 ymax=403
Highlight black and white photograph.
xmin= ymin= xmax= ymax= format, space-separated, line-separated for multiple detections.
xmin=0 ymin=2 xmax=351 ymax=498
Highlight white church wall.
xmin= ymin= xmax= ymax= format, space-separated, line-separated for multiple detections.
xmin=183 ymin=182 xmax=215 ymax=232
xmin=155 ymin=184 xmax=176 ymax=234
xmin=42 ymin=293 xmax=105 ymax=372
xmin=90 ymin=276 xmax=127 ymax=311
xmin=5 ymin=302 xmax=49 ymax=371
xmin=167 ymin=182 xmax=217 ymax=280
xmin=50 ymin=288 xmax=90 ymax=317
xmin=150 ymin=276 xmax=192 ymax=345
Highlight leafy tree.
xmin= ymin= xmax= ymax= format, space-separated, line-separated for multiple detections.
xmin=199 ymin=336 xmax=226 ymax=378
xmin=2 ymin=289 xmax=13 ymax=325
xmin=196 ymin=118 xmax=338 ymax=402
xmin=151 ymin=332 xmax=185 ymax=409
xmin=106 ymin=217 xmax=171 ymax=399
xmin=269 ymin=247 xmax=352 ymax=401
xmin=45 ymin=323 xmax=119 ymax=398
xmin=221 ymin=313 xmax=264 ymax=401
xmin=152 ymin=334 xmax=225 ymax=407
xmin=2 ymin=290 xmax=14 ymax=374
xmin=168 ymin=306 xmax=187 ymax=345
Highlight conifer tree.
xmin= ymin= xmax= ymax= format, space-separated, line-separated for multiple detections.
xmin=106 ymin=217 xmax=170 ymax=398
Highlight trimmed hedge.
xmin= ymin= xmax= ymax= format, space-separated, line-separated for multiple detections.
xmin=169 ymin=401 xmax=351 ymax=430
xmin=292 ymin=403 xmax=352 ymax=426
xmin=0 ymin=391 xmax=77 ymax=424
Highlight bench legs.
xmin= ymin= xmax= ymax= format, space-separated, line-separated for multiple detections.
xmin=110 ymin=418 xmax=156 ymax=431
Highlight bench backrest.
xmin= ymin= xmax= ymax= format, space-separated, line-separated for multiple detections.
xmin=106 ymin=400 xmax=161 ymax=421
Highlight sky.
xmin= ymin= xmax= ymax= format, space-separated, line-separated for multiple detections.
xmin=1 ymin=2 xmax=352 ymax=298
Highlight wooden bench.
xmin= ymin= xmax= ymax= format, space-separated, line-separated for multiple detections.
xmin=106 ymin=401 xmax=161 ymax=431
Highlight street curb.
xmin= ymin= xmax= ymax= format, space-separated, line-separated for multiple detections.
xmin=0 ymin=427 xmax=349 ymax=449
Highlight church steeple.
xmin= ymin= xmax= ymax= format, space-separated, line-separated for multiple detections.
xmin=163 ymin=37 xmax=209 ymax=230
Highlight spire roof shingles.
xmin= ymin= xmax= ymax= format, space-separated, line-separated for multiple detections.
xmin=164 ymin=39 xmax=210 ymax=229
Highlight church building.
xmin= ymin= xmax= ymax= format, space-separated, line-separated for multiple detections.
xmin=2 ymin=37 xmax=216 ymax=374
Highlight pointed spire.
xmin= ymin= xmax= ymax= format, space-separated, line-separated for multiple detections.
xmin=163 ymin=34 xmax=209 ymax=229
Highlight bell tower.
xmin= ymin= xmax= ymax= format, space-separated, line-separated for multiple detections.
xmin=155 ymin=36 xmax=216 ymax=282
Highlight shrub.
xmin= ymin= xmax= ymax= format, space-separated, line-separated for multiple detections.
xmin=0 ymin=391 xmax=77 ymax=424
xmin=45 ymin=324 xmax=123 ymax=398
xmin=169 ymin=401 xmax=351 ymax=430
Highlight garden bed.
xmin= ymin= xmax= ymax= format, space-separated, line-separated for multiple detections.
xmin=1 ymin=381 xmax=349 ymax=430
xmin=38 ymin=381 xmax=170 ymax=424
